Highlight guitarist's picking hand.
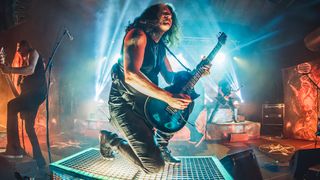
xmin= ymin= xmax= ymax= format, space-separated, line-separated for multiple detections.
xmin=167 ymin=93 xmax=192 ymax=110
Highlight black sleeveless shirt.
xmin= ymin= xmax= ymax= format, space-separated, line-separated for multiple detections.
xmin=21 ymin=54 xmax=47 ymax=94
xmin=118 ymin=30 xmax=166 ymax=86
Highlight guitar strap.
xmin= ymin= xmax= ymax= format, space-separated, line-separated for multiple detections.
xmin=160 ymin=40 xmax=191 ymax=72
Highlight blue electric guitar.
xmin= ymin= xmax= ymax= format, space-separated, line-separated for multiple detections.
xmin=144 ymin=32 xmax=227 ymax=133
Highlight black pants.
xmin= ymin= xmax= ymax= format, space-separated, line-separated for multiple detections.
xmin=108 ymin=81 xmax=173 ymax=174
xmin=6 ymin=90 xmax=46 ymax=168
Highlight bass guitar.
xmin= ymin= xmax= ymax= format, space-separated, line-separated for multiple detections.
xmin=144 ymin=32 xmax=227 ymax=133
xmin=0 ymin=47 xmax=20 ymax=97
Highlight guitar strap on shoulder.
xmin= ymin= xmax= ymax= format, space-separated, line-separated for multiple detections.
xmin=161 ymin=40 xmax=192 ymax=72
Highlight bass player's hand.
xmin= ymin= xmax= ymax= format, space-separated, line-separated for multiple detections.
xmin=166 ymin=93 xmax=192 ymax=110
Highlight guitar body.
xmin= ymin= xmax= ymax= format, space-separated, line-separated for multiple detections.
xmin=144 ymin=71 xmax=197 ymax=133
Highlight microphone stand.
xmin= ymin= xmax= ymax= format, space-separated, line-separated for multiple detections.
xmin=303 ymin=73 xmax=320 ymax=148
xmin=45 ymin=29 xmax=70 ymax=163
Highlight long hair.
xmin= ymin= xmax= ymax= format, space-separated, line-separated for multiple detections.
xmin=19 ymin=40 xmax=31 ymax=48
xmin=126 ymin=3 xmax=180 ymax=47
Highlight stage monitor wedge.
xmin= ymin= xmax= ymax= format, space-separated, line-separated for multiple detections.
xmin=220 ymin=148 xmax=263 ymax=180
xmin=289 ymin=148 xmax=320 ymax=179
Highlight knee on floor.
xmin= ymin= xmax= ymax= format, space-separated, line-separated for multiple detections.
xmin=143 ymin=159 xmax=165 ymax=174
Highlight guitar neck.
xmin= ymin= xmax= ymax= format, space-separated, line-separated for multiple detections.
xmin=181 ymin=42 xmax=223 ymax=94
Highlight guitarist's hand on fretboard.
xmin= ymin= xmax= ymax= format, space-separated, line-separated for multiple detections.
xmin=194 ymin=56 xmax=212 ymax=77
xmin=201 ymin=63 xmax=212 ymax=77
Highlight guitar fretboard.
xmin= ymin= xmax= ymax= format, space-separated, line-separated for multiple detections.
xmin=181 ymin=42 xmax=223 ymax=94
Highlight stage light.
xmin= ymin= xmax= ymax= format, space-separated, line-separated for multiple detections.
xmin=52 ymin=118 xmax=57 ymax=125
xmin=233 ymin=100 xmax=240 ymax=108
xmin=204 ymin=93 xmax=214 ymax=103
xmin=286 ymin=122 xmax=292 ymax=128
xmin=95 ymin=54 xmax=121 ymax=101
xmin=94 ymin=98 xmax=105 ymax=103
xmin=215 ymin=52 xmax=225 ymax=63
xmin=112 ymin=54 xmax=121 ymax=62
xmin=94 ymin=1 xmax=131 ymax=101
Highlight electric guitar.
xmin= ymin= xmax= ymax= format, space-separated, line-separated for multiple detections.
xmin=216 ymin=85 xmax=243 ymax=105
xmin=144 ymin=32 xmax=227 ymax=133
xmin=0 ymin=47 xmax=20 ymax=97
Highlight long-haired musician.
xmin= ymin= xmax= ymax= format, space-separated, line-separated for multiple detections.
xmin=0 ymin=40 xmax=47 ymax=172
xmin=99 ymin=3 xmax=210 ymax=174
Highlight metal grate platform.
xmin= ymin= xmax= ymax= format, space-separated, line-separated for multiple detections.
xmin=50 ymin=148 xmax=232 ymax=180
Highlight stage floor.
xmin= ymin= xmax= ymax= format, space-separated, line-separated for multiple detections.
xmin=50 ymin=148 xmax=232 ymax=179
xmin=0 ymin=129 xmax=319 ymax=179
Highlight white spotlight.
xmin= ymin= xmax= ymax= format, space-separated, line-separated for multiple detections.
xmin=113 ymin=54 xmax=121 ymax=62
xmin=216 ymin=52 xmax=226 ymax=63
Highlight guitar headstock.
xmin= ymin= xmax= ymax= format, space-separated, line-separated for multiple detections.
xmin=217 ymin=32 xmax=227 ymax=45
xmin=0 ymin=47 xmax=6 ymax=65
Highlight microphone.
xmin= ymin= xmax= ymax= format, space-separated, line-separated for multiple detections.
xmin=64 ymin=28 xmax=74 ymax=41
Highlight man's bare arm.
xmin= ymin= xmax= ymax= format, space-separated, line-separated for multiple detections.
xmin=123 ymin=29 xmax=191 ymax=109
xmin=1 ymin=49 xmax=38 ymax=75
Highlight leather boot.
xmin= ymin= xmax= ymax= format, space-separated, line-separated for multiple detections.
xmin=99 ymin=130 xmax=118 ymax=160
xmin=160 ymin=145 xmax=181 ymax=165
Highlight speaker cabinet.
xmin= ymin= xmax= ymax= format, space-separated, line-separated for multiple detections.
xmin=220 ymin=149 xmax=263 ymax=180
xmin=289 ymin=148 xmax=320 ymax=179
xmin=261 ymin=104 xmax=284 ymax=136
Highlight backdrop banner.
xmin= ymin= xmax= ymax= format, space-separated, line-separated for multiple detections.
xmin=282 ymin=60 xmax=320 ymax=140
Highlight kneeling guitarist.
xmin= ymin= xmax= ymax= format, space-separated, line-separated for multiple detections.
xmin=98 ymin=3 xmax=215 ymax=174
